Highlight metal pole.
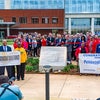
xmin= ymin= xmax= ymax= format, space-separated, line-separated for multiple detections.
xmin=45 ymin=71 xmax=50 ymax=100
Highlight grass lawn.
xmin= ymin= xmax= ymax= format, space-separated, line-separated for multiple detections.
xmin=0 ymin=39 xmax=14 ymax=45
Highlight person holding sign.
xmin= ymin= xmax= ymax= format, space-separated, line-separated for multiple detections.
xmin=0 ymin=39 xmax=15 ymax=78
xmin=15 ymin=42 xmax=27 ymax=81
xmin=75 ymin=42 xmax=89 ymax=60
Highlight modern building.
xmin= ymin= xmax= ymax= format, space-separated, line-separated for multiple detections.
xmin=65 ymin=0 xmax=100 ymax=35
xmin=0 ymin=0 xmax=100 ymax=38
xmin=0 ymin=0 xmax=65 ymax=38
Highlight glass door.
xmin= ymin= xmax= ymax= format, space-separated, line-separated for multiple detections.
xmin=0 ymin=31 xmax=4 ymax=39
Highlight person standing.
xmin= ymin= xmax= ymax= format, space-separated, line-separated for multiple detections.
xmin=0 ymin=39 xmax=15 ymax=78
xmin=47 ymin=33 xmax=55 ymax=46
xmin=32 ymin=37 xmax=37 ymax=57
xmin=65 ymin=35 xmax=73 ymax=64
xmin=15 ymin=42 xmax=27 ymax=81
xmin=26 ymin=35 xmax=32 ymax=56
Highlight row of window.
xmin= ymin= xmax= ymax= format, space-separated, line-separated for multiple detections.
xmin=65 ymin=0 xmax=100 ymax=4
xmin=1 ymin=0 xmax=100 ymax=13
xmin=65 ymin=18 xmax=100 ymax=28
xmin=12 ymin=17 xmax=58 ymax=24
xmin=65 ymin=0 xmax=100 ymax=13
xmin=11 ymin=0 xmax=64 ymax=9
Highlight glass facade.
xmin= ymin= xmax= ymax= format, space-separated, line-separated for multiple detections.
xmin=73 ymin=18 xmax=91 ymax=33
xmin=71 ymin=18 xmax=91 ymax=28
xmin=11 ymin=0 xmax=64 ymax=9
xmin=0 ymin=0 xmax=4 ymax=9
xmin=94 ymin=18 xmax=100 ymax=34
xmin=65 ymin=0 xmax=100 ymax=13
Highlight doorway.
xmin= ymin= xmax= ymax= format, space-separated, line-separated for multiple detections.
xmin=0 ymin=31 xmax=5 ymax=39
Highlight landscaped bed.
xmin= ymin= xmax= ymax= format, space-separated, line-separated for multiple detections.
xmin=25 ymin=57 xmax=80 ymax=75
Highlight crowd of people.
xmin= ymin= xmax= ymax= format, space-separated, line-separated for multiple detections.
xmin=1 ymin=31 xmax=100 ymax=80
xmin=0 ymin=31 xmax=100 ymax=100
xmin=13 ymin=31 xmax=100 ymax=64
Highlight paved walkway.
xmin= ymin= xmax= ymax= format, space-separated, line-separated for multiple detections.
xmin=15 ymin=74 xmax=100 ymax=100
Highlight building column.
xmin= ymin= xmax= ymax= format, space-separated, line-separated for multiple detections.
xmin=5 ymin=0 xmax=11 ymax=9
xmin=68 ymin=18 xmax=71 ymax=34
xmin=7 ymin=25 xmax=10 ymax=36
xmin=91 ymin=18 xmax=94 ymax=35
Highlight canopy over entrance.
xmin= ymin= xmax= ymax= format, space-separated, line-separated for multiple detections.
xmin=0 ymin=22 xmax=16 ymax=36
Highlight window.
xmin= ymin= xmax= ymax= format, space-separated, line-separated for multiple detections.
xmin=52 ymin=17 xmax=58 ymax=24
xmin=94 ymin=18 xmax=100 ymax=25
xmin=19 ymin=17 xmax=27 ymax=24
xmin=31 ymin=17 xmax=39 ymax=24
xmin=0 ymin=18 xmax=4 ymax=22
xmin=12 ymin=17 xmax=16 ymax=22
xmin=0 ymin=0 xmax=4 ymax=9
xmin=42 ymin=17 xmax=49 ymax=24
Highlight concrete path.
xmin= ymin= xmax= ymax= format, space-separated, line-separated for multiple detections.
xmin=15 ymin=74 xmax=100 ymax=100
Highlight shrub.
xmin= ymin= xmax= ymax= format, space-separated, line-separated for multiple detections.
xmin=69 ymin=64 xmax=74 ymax=69
xmin=26 ymin=57 xmax=39 ymax=72
xmin=33 ymin=65 xmax=39 ymax=72
xmin=26 ymin=58 xmax=39 ymax=65
xmin=26 ymin=65 xmax=33 ymax=72
xmin=63 ymin=65 xmax=70 ymax=72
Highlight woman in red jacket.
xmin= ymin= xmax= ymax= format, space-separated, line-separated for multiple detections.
xmin=13 ymin=38 xmax=19 ymax=49
xmin=41 ymin=35 xmax=47 ymax=46
xmin=75 ymin=42 xmax=89 ymax=60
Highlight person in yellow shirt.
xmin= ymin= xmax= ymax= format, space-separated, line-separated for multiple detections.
xmin=15 ymin=42 xmax=27 ymax=81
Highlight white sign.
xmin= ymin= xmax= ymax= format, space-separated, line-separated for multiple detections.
xmin=79 ymin=53 xmax=100 ymax=74
xmin=39 ymin=46 xmax=67 ymax=71
xmin=0 ymin=51 xmax=20 ymax=66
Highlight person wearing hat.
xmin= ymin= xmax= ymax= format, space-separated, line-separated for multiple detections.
xmin=15 ymin=42 xmax=27 ymax=81
xmin=0 ymin=75 xmax=23 ymax=100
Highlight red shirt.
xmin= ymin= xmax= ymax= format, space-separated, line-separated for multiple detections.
xmin=41 ymin=39 xmax=47 ymax=46
xmin=13 ymin=42 xmax=18 ymax=49
xmin=75 ymin=47 xmax=88 ymax=59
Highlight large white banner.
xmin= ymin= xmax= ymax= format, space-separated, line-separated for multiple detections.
xmin=0 ymin=51 xmax=20 ymax=66
xmin=79 ymin=53 xmax=100 ymax=74
xmin=39 ymin=46 xmax=67 ymax=71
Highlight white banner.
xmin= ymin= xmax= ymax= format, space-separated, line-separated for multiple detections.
xmin=79 ymin=53 xmax=100 ymax=74
xmin=39 ymin=46 xmax=67 ymax=71
xmin=0 ymin=51 xmax=20 ymax=66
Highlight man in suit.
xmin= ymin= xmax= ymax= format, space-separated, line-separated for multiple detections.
xmin=55 ymin=34 xmax=65 ymax=46
xmin=0 ymin=39 xmax=15 ymax=78
xmin=47 ymin=33 xmax=55 ymax=46
xmin=26 ymin=35 xmax=32 ymax=56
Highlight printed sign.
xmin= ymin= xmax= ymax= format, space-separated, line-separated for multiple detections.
xmin=0 ymin=51 xmax=20 ymax=66
xmin=79 ymin=53 xmax=100 ymax=74
xmin=39 ymin=46 xmax=67 ymax=71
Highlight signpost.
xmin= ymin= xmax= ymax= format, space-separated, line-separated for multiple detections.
xmin=43 ymin=65 xmax=51 ymax=100
xmin=40 ymin=47 xmax=67 ymax=100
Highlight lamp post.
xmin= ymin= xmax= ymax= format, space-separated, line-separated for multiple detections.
xmin=43 ymin=65 xmax=51 ymax=100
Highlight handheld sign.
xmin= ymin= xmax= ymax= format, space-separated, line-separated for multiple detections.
xmin=0 ymin=51 xmax=20 ymax=67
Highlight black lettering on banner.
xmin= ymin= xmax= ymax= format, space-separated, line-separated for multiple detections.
xmin=0 ymin=55 xmax=19 ymax=61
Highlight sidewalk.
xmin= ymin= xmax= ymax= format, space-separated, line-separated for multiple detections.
xmin=15 ymin=74 xmax=100 ymax=100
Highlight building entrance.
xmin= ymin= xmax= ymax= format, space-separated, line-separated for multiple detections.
xmin=0 ymin=31 xmax=5 ymax=39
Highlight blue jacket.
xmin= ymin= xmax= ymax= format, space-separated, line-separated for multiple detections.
xmin=0 ymin=46 xmax=12 ymax=52
xmin=0 ymin=83 xmax=23 ymax=100
xmin=96 ymin=44 xmax=100 ymax=53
